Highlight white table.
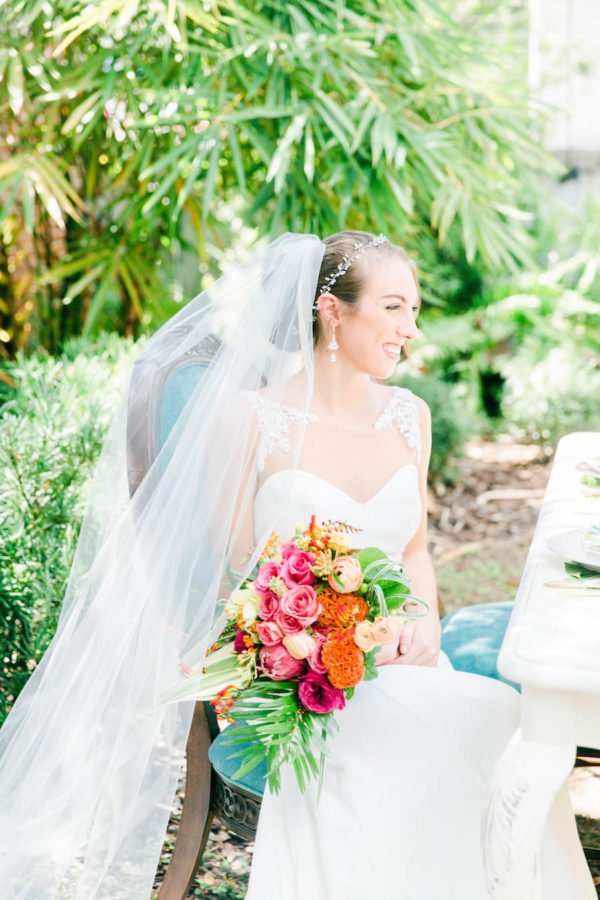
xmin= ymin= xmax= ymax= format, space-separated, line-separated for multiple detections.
xmin=482 ymin=432 xmax=600 ymax=899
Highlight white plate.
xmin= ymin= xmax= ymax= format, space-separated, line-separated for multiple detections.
xmin=547 ymin=528 xmax=600 ymax=572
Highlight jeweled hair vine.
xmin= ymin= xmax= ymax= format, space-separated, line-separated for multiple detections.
xmin=317 ymin=233 xmax=388 ymax=297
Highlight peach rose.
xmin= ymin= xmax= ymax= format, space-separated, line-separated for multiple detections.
xmin=372 ymin=617 xmax=401 ymax=644
xmin=282 ymin=632 xmax=316 ymax=660
xmin=354 ymin=620 xmax=378 ymax=653
xmin=328 ymin=556 xmax=363 ymax=594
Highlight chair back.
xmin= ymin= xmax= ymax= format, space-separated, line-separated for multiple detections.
xmin=126 ymin=330 xmax=221 ymax=495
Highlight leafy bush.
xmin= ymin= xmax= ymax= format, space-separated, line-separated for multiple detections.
xmin=413 ymin=196 xmax=600 ymax=440
xmin=0 ymin=335 xmax=139 ymax=725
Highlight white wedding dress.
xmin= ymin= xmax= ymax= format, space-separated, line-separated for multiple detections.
xmin=244 ymin=387 xmax=594 ymax=900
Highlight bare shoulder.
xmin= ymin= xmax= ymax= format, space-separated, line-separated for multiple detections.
xmin=412 ymin=393 xmax=431 ymax=422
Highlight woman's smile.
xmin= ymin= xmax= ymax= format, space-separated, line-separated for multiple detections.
xmin=382 ymin=342 xmax=402 ymax=361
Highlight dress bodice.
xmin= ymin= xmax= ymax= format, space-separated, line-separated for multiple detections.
xmin=251 ymin=386 xmax=422 ymax=560
xmin=254 ymin=465 xmax=421 ymax=560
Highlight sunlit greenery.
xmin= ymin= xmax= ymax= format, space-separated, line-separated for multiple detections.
xmin=405 ymin=195 xmax=600 ymax=441
xmin=0 ymin=0 xmax=558 ymax=353
xmin=0 ymin=335 xmax=138 ymax=724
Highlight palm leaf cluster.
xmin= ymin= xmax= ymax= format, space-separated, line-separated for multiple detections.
xmin=221 ymin=678 xmax=339 ymax=794
xmin=0 ymin=0 xmax=557 ymax=351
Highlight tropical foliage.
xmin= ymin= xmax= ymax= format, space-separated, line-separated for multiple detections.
xmin=407 ymin=195 xmax=600 ymax=442
xmin=0 ymin=334 xmax=138 ymax=725
xmin=0 ymin=0 xmax=558 ymax=353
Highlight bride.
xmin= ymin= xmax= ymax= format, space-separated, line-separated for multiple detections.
xmin=0 ymin=231 xmax=594 ymax=899
xmin=238 ymin=231 xmax=594 ymax=899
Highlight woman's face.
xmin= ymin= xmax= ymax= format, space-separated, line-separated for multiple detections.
xmin=333 ymin=255 xmax=420 ymax=379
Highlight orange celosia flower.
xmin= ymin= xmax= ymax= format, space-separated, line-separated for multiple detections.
xmin=316 ymin=586 xmax=369 ymax=629
xmin=321 ymin=629 xmax=365 ymax=689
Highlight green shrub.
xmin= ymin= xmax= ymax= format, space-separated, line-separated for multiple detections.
xmin=0 ymin=334 xmax=139 ymax=725
xmin=501 ymin=343 xmax=600 ymax=442
xmin=411 ymin=196 xmax=600 ymax=439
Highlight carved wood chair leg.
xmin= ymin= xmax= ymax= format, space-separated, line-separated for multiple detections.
xmin=158 ymin=703 xmax=214 ymax=900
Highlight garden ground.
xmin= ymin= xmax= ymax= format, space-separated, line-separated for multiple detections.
xmin=153 ymin=439 xmax=600 ymax=898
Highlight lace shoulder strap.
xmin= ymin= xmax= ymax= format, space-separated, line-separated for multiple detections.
xmin=249 ymin=394 xmax=317 ymax=472
xmin=374 ymin=386 xmax=422 ymax=463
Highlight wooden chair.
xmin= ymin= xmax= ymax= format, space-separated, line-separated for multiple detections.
xmin=126 ymin=340 xmax=599 ymax=899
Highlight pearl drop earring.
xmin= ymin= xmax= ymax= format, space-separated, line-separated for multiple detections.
xmin=327 ymin=325 xmax=339 ymax=363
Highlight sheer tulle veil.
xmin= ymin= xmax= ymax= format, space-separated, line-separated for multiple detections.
xmin=0 ymin=233 xmax=325 ymax=898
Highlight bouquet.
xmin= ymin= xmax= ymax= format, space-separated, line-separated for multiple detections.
xmin=163 ymin=517 xmax=427 ymax=794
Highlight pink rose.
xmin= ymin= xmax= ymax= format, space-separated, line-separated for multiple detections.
xmin=280 ymin=585 xmax=321 ymax=627
xmin=275 ymin=609 xmax=304 ymax=635
xmin=256 ymin=620 xmax=285 ymax=645
xmin=254 ymin=561 xmax=281 ymax=596
xmin=280 ymin=549 xmax=316 ymax=588
xmin=258 ymin=592 xmax=280 ymax=621
xmin=328 ymin=556 xmax=364 ymax=594
xmin=298 ymin=672 xmax=346 ymax=714
xmin=259 ymin=644 xmax=306 ymax=681
xmin=280 ymin=539 xmax=299 ymax=560
xmin=307 ymin=632 xmax=328 ymax=674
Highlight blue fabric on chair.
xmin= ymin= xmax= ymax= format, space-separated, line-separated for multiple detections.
xmin=160 ymin=363 xmax=209 ymax=448
xmin=440 ymin=601 xmax=519 ymax=691
xmin=209 ymin=730 xmax=267 ymax=797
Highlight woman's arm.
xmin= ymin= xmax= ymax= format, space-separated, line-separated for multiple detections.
xmin=376 ymin=396 xmax=441 ymax=667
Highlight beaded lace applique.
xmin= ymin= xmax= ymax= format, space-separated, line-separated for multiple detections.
xmin=374 ymin=386 xmax=421 ymax=463
xmin=251 ymin=395 xmax=317 ymax=472
xmin=251 ymin=386 xmax=420 ymax=471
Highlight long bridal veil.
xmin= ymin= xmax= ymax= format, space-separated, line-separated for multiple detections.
xmin=0 ymin=234 xmax=325 ymax=899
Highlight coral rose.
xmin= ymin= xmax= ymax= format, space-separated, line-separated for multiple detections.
xmin=259 ymin=644 xmax=306 ymax=680
xmin=298 ymin=672 xmax=346 ymax=714
xmin=328 ymin=556 xmax=363 ymax=593
xmin=282 ymin=632 xmax=316 ymax=660
xmin=280 ymin=549 xmax=316 ymax=588
xmin=256 ymin=620 xmax=285 ymax=646
xmin=280 ymin=585 xmax=321 ymax=627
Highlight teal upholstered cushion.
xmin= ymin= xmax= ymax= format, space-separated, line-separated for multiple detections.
xmin=160 ymin=363 xmax=209 ymax=448
xmin=440 ymin=601 xmax=519 ymax=690
xmin=209 ymin=730 xmax=267 ymax=797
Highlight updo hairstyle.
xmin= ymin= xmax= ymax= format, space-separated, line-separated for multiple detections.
xmin=313 ymin=230 xmax=420 ymax=345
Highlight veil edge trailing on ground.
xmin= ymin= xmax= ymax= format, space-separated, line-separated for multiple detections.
xmin=0 ymin=233 xmax=325 ymax=899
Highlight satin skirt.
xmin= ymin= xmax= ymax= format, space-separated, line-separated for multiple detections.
xmin=245 ymin=655 xmax=593 ymax=900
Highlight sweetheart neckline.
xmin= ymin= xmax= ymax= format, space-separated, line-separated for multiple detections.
xmin=254 ymin=463 xmax=419 ymax=508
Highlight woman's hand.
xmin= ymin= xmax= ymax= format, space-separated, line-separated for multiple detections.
xmin=374 ymin=635 xmax=404 ymax=667
xmin=392 ymin=615 xmax=440 ymax=667
xmin=373 ymin=614 xmax=440 ymax=668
